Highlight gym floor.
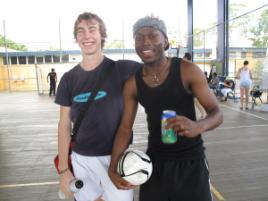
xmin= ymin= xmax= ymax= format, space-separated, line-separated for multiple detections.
xmin=0 ymin=92 xmax=267 ymax=201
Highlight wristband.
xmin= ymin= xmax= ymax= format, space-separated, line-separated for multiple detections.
xmin=59 ymin=167 xmax=69 ymax=175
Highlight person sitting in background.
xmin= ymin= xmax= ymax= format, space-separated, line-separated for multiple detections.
xmin=183 ymin=52 xmax=192 ymax=61
xmin=209 ymin=72 xmax=220 ymax=91
xmin=183 ymin=52 xmax=207 ymax=119
xmin=204 ymin=71 xmax=209 ymax=83
xmin=219 ymin=79 xmax=234 ymax=101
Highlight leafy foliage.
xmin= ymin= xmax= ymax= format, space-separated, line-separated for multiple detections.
xmin=105 ymin=40 xmax=124 ymax=49
xmin=0 ymin=35 xmax=28 ymax=51
xmin=193 ymin=28 xmax=205 ymax=47
xmin=248 ymin=9 xmax=268 ymax=48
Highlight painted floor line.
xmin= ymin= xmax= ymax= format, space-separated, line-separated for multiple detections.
xmin=221 ymin=104 xmax=268 ymax=121
xmin=0 ymin=180 xmax=225 ymax=201
xmin=218 ymin=123 xmax=268 ymax=130
xmin=211 ymin=184 xmax=225 ymax=201
xmin=0 ymin=181 xmax=224 ymax=201
xmin=0 ymin=181 xmax=59 ymax=189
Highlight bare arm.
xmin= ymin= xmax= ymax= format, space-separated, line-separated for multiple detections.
xmin=58 ymin=106 xmax=74 ymax=198
xmin=167 ymin=61 xmax=223 ymax=137
xmin=108 ymin=76 xmax=139 ymax=190
xmin=235 ymin=68 xmax=241 ymax=79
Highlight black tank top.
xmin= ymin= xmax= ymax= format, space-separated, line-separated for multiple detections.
xmin=135 ymin=57 xmax=205 ymax=160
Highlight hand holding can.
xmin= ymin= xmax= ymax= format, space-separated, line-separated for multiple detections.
xmin=161 ymin=110 xmax=177 ymax=144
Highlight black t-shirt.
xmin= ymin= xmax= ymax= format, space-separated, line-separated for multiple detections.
xmin=135 ymin=57 xmax=205 ymax=160
xmin=48 ymin=72 xmax=57 ymax=83
xmin=55 ymin=57 xmax=141 ymax=156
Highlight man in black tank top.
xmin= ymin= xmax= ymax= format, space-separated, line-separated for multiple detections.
xmin=109 ymin=16 xmax=223 ymax=201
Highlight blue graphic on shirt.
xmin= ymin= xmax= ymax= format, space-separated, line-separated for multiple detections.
xmin=73 ymin=91 xmax=107 ymax=102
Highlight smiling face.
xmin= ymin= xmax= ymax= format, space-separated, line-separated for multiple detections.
xmin=75 ymin=19 xmax=103 ymax=56
xmin=134 ymin=27 xmax=168 ymax=65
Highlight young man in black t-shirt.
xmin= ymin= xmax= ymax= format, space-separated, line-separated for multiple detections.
xmin=55 ymin=12 xmax=141 ymax=201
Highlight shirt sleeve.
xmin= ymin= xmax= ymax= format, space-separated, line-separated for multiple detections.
xmin=116 ymin=60 xmax=142 ymax=83
xmin=55 ymin=72 xmax=72 ymax=106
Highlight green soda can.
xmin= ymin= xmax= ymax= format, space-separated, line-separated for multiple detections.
xmin=161 ymin=110 xmax=177 ymax=144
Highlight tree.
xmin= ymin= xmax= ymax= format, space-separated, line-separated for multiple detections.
xmin=252 ymin=60 xmax=264 ymax=82
xmin=193 ymin=28 xmax=204 ymax=48
xmin=228 ymin=3 xmax=251 ymax=46
xmin=169 ymin=38 xmax=177 ymax=48
xmin=248 ymin=9 xmax=268 ymax=48
xmin=0 ymin=35 xmax=28 ymax=51
xmin=229 ymin=3 xmax=250 ymax=34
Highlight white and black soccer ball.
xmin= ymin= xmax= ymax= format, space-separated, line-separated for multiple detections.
xmin=117 ymin=149 xmax=153 ymax=186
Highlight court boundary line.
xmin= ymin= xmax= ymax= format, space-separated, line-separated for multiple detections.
xmin=0 ymin=181 xmax=225 ymax=200
xmin=0 ymin=181 xmax=58 ymax=189
xmin=220 ymin=104 xmax=268 ymax=121
xmin=211 ymin=184 xmax=225 ymax=201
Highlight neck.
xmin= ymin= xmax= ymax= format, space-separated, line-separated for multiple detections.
xmin=144 ymin=57 xmax=169 ymax=73
xmin=143 ymin=57 xmax=170 ymax=86
xmin=81 ymin=52 xmax=104 ymax=71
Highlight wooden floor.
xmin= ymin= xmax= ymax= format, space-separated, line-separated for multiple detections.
xmin=0 ymin=92 xmax=268 ymax=201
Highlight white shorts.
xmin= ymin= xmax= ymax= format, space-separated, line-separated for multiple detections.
xmin=221 ymin=88 xmax=232 ymax=97
xmin=71 ymin=151 xmax=133 ymax=201
xmin=240 ymin=79 xmax=252 ymax=88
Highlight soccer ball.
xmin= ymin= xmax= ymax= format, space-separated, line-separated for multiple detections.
xmin=117 ymin=149 xmax=153 ymax=185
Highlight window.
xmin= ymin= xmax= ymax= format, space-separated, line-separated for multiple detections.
xmin=229 ymin=52 xmax=236 ymax=58
xmin=194 ymin=53 xmax=203 ymax=58
xmin=241 ymin=52 xmax=247 ymax=58
xmin=253 ymin=52 xmax=266 ymax=58
xmin=28 ymin=56 xmax=35 ymax=64
xmin=10 ymin=56 xmax=17 ymax=64
xmin=53 ymin=55 xmax=60 ymax=63
xmin=45 ymin=55 xmax=52 ymax=63
xmin=205 ymin=52 xmax=210 ymax=58
xmin=18 ymin=56 xmax=27 ymax=64
xmin=236 ymin=52 xmax=241 ymax=58
xmin=36 ymin=56 xmax=43 ymax=64
xmin=3 ymin=57 xmax=8 ymax=65
xmin=62 ymin=54 xmax=69 ymax=63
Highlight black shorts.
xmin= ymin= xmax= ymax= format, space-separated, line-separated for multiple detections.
xmin=139 ymin=158 xmax=213 ymax=201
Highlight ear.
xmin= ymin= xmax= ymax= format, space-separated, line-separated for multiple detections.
xmin=164 ymin=38 xmax=169 ymax=50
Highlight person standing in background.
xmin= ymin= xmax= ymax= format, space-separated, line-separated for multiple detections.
xmin=183 ymin=53 xmax=207 ymax=119
xmin=47 ymin=68 xmax=57 ymax=96
xmin=236 ymin=60 xmax=253 ymax=110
